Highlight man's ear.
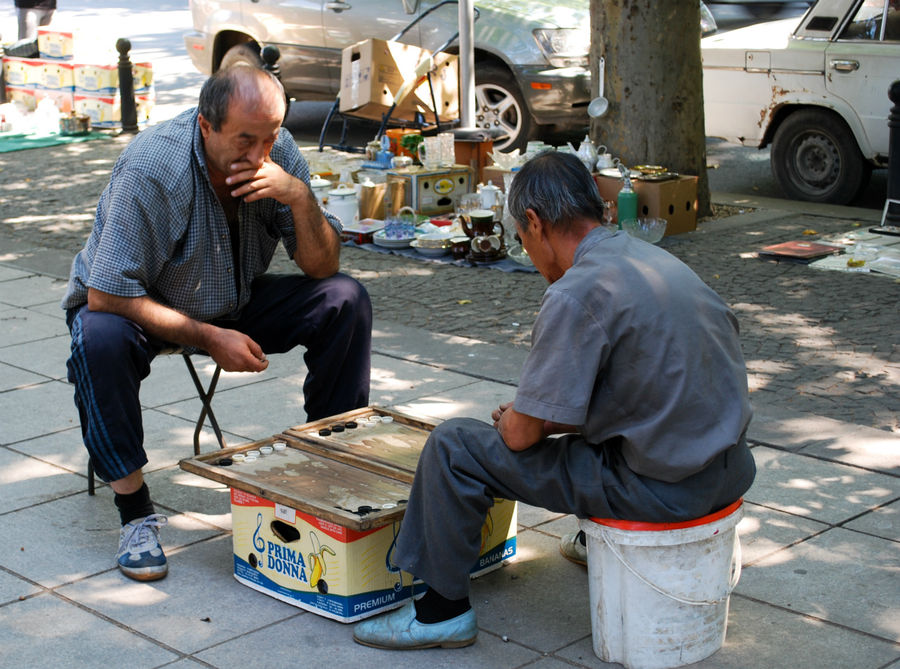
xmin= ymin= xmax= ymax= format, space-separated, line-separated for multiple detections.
xmin=524 ymin=208 xmax=542 ymax=237
xmin=197 ymin=113 xmax=212 ymax=140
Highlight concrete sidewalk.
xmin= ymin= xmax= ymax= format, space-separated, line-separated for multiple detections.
xmin=1 ymin=214 xmax=899 ymax=668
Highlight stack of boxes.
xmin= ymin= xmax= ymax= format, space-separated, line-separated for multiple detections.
xmin=2 ymin=28 xmax=154 ymax=128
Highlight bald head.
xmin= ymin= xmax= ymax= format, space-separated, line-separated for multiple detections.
xmin=198 ymin=64 xmax=286 ymax=132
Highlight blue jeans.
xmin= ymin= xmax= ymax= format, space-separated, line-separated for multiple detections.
xmin=66 ymin=273 xmax=371 ymax=482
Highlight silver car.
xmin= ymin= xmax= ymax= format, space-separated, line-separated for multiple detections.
xmin=185 ymin=0 xmax=591 ymax=152
xmin=185 ymin=1 xmax=716 ymax=152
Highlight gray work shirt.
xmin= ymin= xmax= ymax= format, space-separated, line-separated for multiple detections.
xmin=514 ymin=226 xmax=752 ymax=482
xmin=61 ymin=108 xmax=340 ymax=321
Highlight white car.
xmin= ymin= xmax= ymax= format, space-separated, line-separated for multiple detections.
xmin=702 ymin=0 xmax=899 ymax=203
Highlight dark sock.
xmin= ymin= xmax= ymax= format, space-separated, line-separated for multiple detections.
xmin=114 ymin=483 xmax=155 ymax=525
xmin=414 ymin=587 xmax=471 ymax=624
xmin=576 ymin=530 xmax=586 ymax=546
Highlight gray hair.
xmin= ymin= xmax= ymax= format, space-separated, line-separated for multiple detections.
xmin=507 ymin=150 xmax=605 ymax=233
xmin=198 ymin=65 xmax=285 ymax=131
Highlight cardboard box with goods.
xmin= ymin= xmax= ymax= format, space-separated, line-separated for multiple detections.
xmin=4 ymin=85 xmax=38 ymax=111
xmin=4 ymin=85 xmax=73 ymax=114
xmin=339 ymin=38 xmax=458 ymax=124
xmin=2 ymin=57 xmax=45 ymax=88
xmin=594 ymin=174 xmax=699 ymax=236
xmin=74 ymin=63 xmax=118 ymax=94
xmin=74 ymin=91 xmax=154 ymax=128
xmin=37 ymin=29 xmax=75 ymax=60
xmin=180 ymin=407 xmax=517 ymax=623
xmin=41 ymin=60 xmax=75 ymax=90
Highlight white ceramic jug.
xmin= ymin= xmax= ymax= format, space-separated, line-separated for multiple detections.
xmin=324 ymin=186 xmax=358 ymax=226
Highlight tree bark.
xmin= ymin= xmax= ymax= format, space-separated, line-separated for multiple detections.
xmin=590 ymin=0 xmax=711 ymax=216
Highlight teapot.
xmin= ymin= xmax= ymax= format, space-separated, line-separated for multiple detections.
xmin=309 ymin=175 xmax=331 ymax=202
xmin=462 ymin=208 xmax=505 ymax=256
xmin=576 ymin=134 xmax=598 ymax=171
xmin=478 ymin=181 xmax=502 ymax=209
xmin=323 ymin=185 xmax=358 ymax=226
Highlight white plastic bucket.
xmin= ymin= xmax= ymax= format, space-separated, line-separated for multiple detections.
xmin=579 ymin=499 xmax=743 ymax=669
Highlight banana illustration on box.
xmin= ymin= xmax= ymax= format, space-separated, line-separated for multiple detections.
xmin=308 ymin=531 xmax=336 ymax=594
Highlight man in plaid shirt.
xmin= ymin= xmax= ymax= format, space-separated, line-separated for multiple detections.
xmin=62 ymin=65 xmax=371 ymax=582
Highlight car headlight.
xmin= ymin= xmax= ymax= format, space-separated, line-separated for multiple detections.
xmin=533 ymin=28 xmax=590 ymax=68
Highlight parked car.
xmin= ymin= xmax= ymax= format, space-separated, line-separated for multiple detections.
xmin=702 ymin=0 xmax=899 ymax=203
xmin=185 ymin=0 xmax=717 ymax=152
xmin=706 ymin=1 xmax=812 ymax=20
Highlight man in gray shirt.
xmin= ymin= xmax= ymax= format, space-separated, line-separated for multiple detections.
xmin=353 ymin=150 xmax=755 ymax=650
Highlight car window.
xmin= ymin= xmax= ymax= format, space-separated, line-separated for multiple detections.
xmin=884 ymin=1 xmax=900 ymax=40
xmin=840 ymin=0 xmax=891 ymax=40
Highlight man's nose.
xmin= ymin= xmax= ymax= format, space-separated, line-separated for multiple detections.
xmin=246 ymin=142 xmax=268 ymax=167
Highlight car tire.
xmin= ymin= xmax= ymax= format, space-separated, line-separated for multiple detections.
xmin=770 ymin=108 xmax=867 ymax=204
xmin=474 ymin=65 xmax=533 ymax=153
xmin=219 ymin=42 xmax=264 ymax=71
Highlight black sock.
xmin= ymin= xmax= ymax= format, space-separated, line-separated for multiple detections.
xmin=114 ymin=483 xmax=155 ymax=525
xmin=414 ymin=587 xmax=471 ymax=624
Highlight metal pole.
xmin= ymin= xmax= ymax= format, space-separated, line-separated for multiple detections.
xmin=458 ymin=0 xmax=476 ymax=130
xmin=886 ymin=80 xmax=900 ymax=226
xmin=116 ymin=38 xmax=139 ymax=134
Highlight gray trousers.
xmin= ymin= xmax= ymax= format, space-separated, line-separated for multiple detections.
xmin=392 ymin=417 xmax=755 ymax=600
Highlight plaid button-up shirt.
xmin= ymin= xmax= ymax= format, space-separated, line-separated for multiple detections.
xmin=62 ymin=108 xmax=340 ymax=321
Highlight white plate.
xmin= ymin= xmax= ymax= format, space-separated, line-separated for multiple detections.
xmin=373 ymin=231 xmax=415 ymax=248
xmin=410 ymin=240 xmax=449 ymax=257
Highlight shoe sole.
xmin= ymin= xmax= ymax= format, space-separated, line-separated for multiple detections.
xmin=352 ymin=634 xmax=477 ymax=650
xmin=558 ymin=544 xmax=587 ymax=567
xmin=118 ymin=565 xmax=169 ymax=581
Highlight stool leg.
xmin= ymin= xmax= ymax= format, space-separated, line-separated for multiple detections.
xmin=182 ymin=355 xmax=227 ymax=455
xmin=87 ymin=459 xmax=95 ymax=496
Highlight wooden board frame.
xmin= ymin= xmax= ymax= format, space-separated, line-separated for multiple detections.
xmin=280 ymin=406 xmax=440 ymax=484
xmin=178 ymin=434 xmax=411 ymax=531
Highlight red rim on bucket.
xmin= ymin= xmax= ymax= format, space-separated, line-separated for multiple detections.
xmin=589 ymin=498 xmax=743 ymax=531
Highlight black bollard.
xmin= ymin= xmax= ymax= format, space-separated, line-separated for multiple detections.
xmin=116 ymin=38 xmax=139 ymax=134
xmin=261 ymin=45 xmax=282 ymax=80
xmin=886 ymin=80 xmax=900 ymax=226
xmin=261 ymin=45 xmax=291 ymax=122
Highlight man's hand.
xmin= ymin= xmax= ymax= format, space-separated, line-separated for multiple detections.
xmin=226 ymin=158 xmax=302 ymax=207
xmin=86 ymin=289 xmax=269 ymax=374
xmin=204 ymin=327 xmax=269 ymax=373
xmin=492 ymin=401 xmax=546 ymax=451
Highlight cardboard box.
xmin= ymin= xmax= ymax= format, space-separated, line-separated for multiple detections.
xmin=594 ymin=174 xmax=698 ymax=236
xmin=231 ymin=487 xmax=516 ymax=622
xmin=35 ymin=87 xmax=74 ymax=114
xmin=339 ymin=38 xmax=458 ymax=124
xmin=41 ymin=60 xmax=75 ymax=90
xmin=132 ymin=62 xmax=153 ymax=93
xmin=2 ymin=57 xmax=44 ymax=87
xmin=4 ymin=85 xmax=37 ymax=111
xmin=74 ymin=91 xmax=153 ymax=128
xmin=180 ymin=408 xmax=518 ymax=623
xmin=37 ymin=29 xmax=75 ymax=60
xmin=74 ymin=63 xmax=118 ymax=94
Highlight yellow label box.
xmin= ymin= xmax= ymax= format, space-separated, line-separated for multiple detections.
xmin=37 ymin=29 xmax=75 ymax=60
xmin=74 ymin=64 xmax=118 ymax=93
xmin=231 ymin=489 xmax=516 ymax=622
xmin=2 ymin=57 xmax=44 ymax=87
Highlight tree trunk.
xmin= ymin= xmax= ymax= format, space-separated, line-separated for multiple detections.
xmin=590 ymin=0 xmax=711 ymax=216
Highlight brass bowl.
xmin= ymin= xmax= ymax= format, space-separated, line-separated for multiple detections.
xmin=633 ymin=164 xmax=666 ymax=175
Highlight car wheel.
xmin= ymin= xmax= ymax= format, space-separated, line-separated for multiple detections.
xmin=474 ymin=65 xmax=533 ymax=153
xmin=770 ymin=109 xmax=867 ymax=204
xmin=219 ymin=42 xmax=263 ymax=70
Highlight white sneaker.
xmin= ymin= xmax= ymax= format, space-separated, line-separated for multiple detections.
xmin=116 ymin=514 xmax=168 ymax=581
xmin=559 ymin=530 xmax=587 ymax=566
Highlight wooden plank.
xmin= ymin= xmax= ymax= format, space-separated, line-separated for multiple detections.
xmin=178 ymin=435 xmax=409 ymax=531
xmin=282 ymin=406 xmax=439 ymax=483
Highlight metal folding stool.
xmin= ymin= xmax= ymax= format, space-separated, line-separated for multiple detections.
xmin=86 ymin=352 xmax=227 ymax=495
